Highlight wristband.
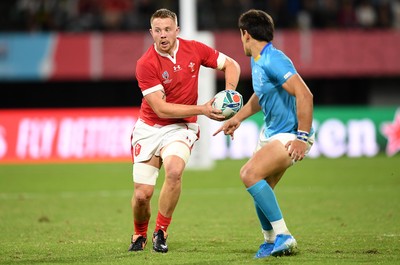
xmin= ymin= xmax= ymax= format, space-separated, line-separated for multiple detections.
xmin=297 ymin=130 xmax=309 ymax=143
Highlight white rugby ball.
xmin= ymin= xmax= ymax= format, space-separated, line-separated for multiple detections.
xmin=212 ymin=90 xmax=243 ymax=119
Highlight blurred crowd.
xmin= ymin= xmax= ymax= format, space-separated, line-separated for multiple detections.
xmin=0 ymin=0 xmax=399 ymax=32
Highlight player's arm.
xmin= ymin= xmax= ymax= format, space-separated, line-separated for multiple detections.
xmin=213 ymin=93 xmax=261 ymax=138
xmin=145 ymin=89 xmax=225 ymax=121
xmin=232 ymin=93 xmax=261 ymax=122
xmin=282 ymin=73 xmax=313 ymax=134
xmin=216 ymin=53 xmax=241 ymax=91
xmin=282 ymin=73 xmax=313 ymax=160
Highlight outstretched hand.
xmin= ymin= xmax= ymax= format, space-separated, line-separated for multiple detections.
xmin=213 ymin=117 xmax=241 ymax=139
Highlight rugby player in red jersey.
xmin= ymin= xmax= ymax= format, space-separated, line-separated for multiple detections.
xmin=128 ymin=8 xmax=240 ymax=253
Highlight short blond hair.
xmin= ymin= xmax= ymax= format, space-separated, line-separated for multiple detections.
xmin=150 ymin=9 xmax=178 ymax=27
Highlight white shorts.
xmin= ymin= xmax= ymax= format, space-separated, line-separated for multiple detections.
xmin=256 ymin=130 xmax=314 ymax=164
xmin=131 ymin=119 xmax=200 ymax=163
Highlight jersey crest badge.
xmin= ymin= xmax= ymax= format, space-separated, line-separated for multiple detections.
xmin=188 ymin=62 xmax=195 ymax=72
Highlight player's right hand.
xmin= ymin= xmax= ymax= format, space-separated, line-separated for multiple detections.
xmin=213 ymin=118 xmax=241 ymax=139
xmin=204 ymin=98 xmax=225 ymax=121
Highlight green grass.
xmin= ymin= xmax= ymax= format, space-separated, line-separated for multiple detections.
xmin=0 ymin=155 xmax=399 ymax=264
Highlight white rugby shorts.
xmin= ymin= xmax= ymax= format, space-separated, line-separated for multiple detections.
xmin=256 ymin=130 xmax=314 ymax=165
xmin=131 ymin=119 xmax=200 ymax=163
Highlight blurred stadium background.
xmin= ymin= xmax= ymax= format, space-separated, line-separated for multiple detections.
xmin=0 ymin=0 xmax=399 ymax=165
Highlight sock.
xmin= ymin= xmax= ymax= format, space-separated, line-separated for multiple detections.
xmin=255 ymin=201 xmax=275 ymax=242
xmin=261 ymin=229 xmax=276 ymax=243
xmin=134 ymin=220 xmax=149 ymax=237
xmin=270 ymin=219 xmax=290 ymax=235
xmin=155 ymin=211 xmax=171 ymax=232
xmin=255 ymin=201 xmax=273 ymax=231
xmin=247 ymin=180 xmax=289 ymax=235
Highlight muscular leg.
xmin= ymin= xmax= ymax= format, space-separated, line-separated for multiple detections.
xmin=131 ymin=155 xmax=161 ymax=234
xmin=132 ymin=183 xmax=154 ymax=223
xmin=151 ymin=142 xmax=189 ymax=253
xmin=242 ymin=140 xmax=293 ymax=234
xmin=158 ymin=155 xmax=186 ymax=218
xmin=254 ymin=169 xmax=286 ymax=244
xmin=241 ymin=140 xmax=291 ymax=188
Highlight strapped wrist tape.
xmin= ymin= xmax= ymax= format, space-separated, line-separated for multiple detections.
xmin=297 ymin=130 xmax=309 ymax=143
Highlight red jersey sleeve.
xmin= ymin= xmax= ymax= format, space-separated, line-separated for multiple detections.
xmin=135 ymin=49 xmax=162 ymax=94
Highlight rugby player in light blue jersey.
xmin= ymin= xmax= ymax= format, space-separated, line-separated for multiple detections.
xmin=214 ymin=9 xmax=314 ymax=258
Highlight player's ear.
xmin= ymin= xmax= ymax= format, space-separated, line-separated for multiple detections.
xmin=240 ymin=29 xmax=250 ymax=41
xmin=244 ymin=30 xmax=251 ymax=41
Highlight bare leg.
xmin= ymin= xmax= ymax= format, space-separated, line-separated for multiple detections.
xmin=158 ymin=155 xmax=186 ymax=217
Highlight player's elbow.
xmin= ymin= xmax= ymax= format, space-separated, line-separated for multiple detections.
xmin=227 ymin=57 xmax=241 ymax=74
xmin=306 ymin=91 xmax=314 ymax=105
xmin=300 ymin=89 xmax=313 ymax=105
xmin=154 ymin=109 xmax=170 ymax=119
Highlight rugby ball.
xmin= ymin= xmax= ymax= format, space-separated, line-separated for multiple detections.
xmin=212 ymin=90 xmax=243 ymax=119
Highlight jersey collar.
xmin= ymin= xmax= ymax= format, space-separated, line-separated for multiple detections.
xmin=154 ymin=39 xmax=180 ymax=64
xmin=254 ymin=42 xmax=272 ymax=62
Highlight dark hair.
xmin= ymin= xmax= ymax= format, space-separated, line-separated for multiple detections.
xmin=238 ymin=9 xmax=274 ymax=42
xmin=151 ymin=9 xmax=178 ymax=26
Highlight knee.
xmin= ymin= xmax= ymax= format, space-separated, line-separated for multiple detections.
xmin=165 ymin=167 xmax=183 ymax=185
xmin=133 ymin=188 xmax=153 ymax=206
xmin=240 ymin=164 xmax=254 ymax=187
xmin=240 ymin=165 xmax=250 ymax=183
xmin=163 ymin=161 xmax=184 ymax=185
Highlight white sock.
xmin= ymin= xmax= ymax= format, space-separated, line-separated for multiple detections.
xmin=270 ymin=219 xmax=290 ymax=235
xmin=262 ymin=229 xmax=276 ymax=243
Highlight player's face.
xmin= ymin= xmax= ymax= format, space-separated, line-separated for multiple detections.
xmin=150 ymin=17 xmax=179 ymax=56
xmin=240 ymin=29 xmax=251 ymax=57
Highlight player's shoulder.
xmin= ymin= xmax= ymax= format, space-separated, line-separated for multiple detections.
xmin=267 ymin=45 xmax=289 ymax=60
xmin=178 ymin=37 xmax=198 ymax=45
xmin=179 ymin=37 xmax=210 ymax=51
xmin=261 ymin=45 xmax=290 ymax=68
xmin=137 ymin=45 xmax=157 ymax=67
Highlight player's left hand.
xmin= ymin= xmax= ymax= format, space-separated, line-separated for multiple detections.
xmin=285 ymin=139 xmax=307 ymax=161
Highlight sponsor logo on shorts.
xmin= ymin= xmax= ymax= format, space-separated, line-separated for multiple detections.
xmin=135 ymin=143 xmax=141 ymax=156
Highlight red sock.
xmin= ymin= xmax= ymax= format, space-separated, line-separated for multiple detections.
xmin=155 ymin=212 xmax=172 ymax=232
xmin=134 ymin=220 xmax=149 ymax=237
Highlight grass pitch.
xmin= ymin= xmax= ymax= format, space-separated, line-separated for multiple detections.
xmin=0 ymin=155 xmax=399 ymax=265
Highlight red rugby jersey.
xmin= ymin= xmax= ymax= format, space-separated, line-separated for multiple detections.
xmin=135 ymin=38 xmax=219 ymax=126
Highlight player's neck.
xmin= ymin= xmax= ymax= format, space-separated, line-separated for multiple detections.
xmin=154 ymin=39 xmax=179 ymax=58
xmin=252 ymin=41 xmax=269 ymax=59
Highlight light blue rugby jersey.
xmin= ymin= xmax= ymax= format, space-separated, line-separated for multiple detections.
xmin=251 ymin=42 xmax=313 ymax=138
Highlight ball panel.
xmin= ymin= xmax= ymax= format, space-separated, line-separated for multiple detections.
xmin=212 ymin=90 xmax=243 ymax=120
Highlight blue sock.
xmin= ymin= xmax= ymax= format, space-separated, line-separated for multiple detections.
xmin=255 ymin=202 xmax=273 ymax=231
xmin=247 ymin=180 xmax=282 ymax=222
